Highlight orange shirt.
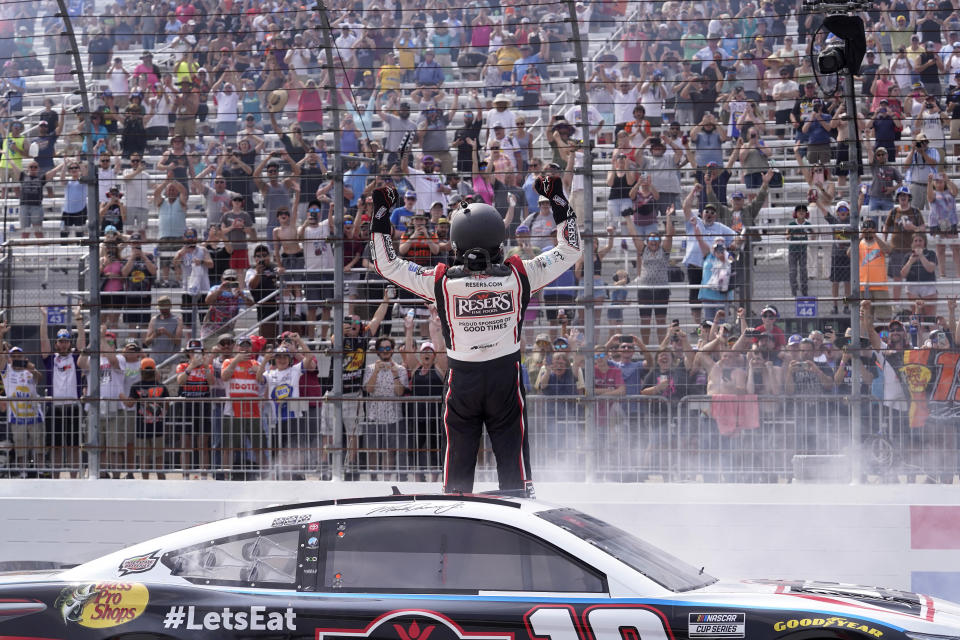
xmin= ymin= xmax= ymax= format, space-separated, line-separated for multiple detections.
xmin=222 ymin=357 xmax=261 ymax=418
xmin=859 ymin=239 xmax=888 ymax=291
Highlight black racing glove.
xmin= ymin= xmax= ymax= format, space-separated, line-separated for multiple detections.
xmin=371 ymin=186 xmax=398 ymax=235
xmin=534 ymin=175 xmax=573 ymax=224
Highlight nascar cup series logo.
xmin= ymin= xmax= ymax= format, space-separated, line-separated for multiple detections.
xmin=56 ymin=582 xmax=149 ymax=629
xmin=453 ymin=291 xmax=514 ymax=319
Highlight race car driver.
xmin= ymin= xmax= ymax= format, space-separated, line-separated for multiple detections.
xmin=369 ymin=176 xmax=582 ymax=494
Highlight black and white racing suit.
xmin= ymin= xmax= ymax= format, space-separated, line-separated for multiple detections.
xmin=369 ymin=217 xmax=583 ymax=493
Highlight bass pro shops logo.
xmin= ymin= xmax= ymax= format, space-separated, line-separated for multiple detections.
xmin=316 ymin=610 xmax=514 ymax=640
xmin=453 ymin=291 xmax=514 ymax=319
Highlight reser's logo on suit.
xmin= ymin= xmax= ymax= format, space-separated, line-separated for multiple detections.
xmin=453 ymin=291 xmax=514 ymax=318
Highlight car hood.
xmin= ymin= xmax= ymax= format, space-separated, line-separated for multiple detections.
xmin=0 ymin=569 xmax=64 ymax=584
xmin=686 ymin=578 xmax=960 ymax=635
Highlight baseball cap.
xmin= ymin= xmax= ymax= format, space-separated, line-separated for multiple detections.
xmin=187 ymin=338 xmax=203 ymax=351
xmin=274 ymin=346 xmax=291 ymax=355
xmin=730 ymin=191 xmax=745 ymax=200
xmin=535 ymin=333 xmax=551 ymax=344
xmin=437 ymin=217 xmax=450 ymax=225
xmin=56 ymin=329 xmax=72 ymax=340
xmin=8 ymin=346 xmax=22 ymax=354
xmin=703 ymin=202 xmax=718 ymax=211
xmin=419 ymin=341 xmax=436 ymax=352
xmin=104 ymin=225 xmax=118 ymax=235
xmin=237 ymin=335 xmax=253 ymax=345
xmin=157 ymin=295 xmax=172 ymax=306
xmin=835 ymin=200 xmax=850 ymax=212
xmin=184 ymin=227 xmax=198 ymax=239
xmin=404 ymin=190 xmax=417 ymax=199
xmin=429 ymin=200 xmax=444 ymax=209
xmin=140 ymin=357 xmax=156 ymax=370
xmin=787 ymin=334 xmax=803 ymax=346
xmin=516 ymin=224 xmax=530 ymax=234
xmin=422 ymin=155 xmax=435 ymax=164
xmin=761 ymin=305 xmax=778 ymax=317
xmin=862 ymin=218 xmax=877 ymax=229
xmin=538 ymin=195 xmax=550 ymax=204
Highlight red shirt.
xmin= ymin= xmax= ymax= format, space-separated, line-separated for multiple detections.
xmin=594 ymin=364 xmax=624 ymax=392
xmin=175 ymin=3 xmax=197 ymax=23
xmin=754 ymin=324 xmax=787 ymax=349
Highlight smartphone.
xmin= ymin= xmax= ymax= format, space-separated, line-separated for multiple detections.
xmin=386 ymin=285 xmax=397 ymax=299
xmin=671 ymin=319 xmax=680 ymax=327
xmin=620 ymin=336 xmax=633 ymax=344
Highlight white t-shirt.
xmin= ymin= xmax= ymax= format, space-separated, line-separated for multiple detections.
xmin=120 ymin=357 xmax=142 ymax=413
xmin=485 ymin=108 xmax=517 ymax=141
xmin=334 ymin=31 xmax=360 ymax=63
xmin=123 ymin=170 xmax=151 ymax=210
xmin=614 ymin=87 xmax=641 ymax=124
xmin=108 ymin=68 xmax=129 ymax=97
xmin=214 ymin=90 xmax=240 ymax=123
xmin=3 ymin=364 xmax=43 ymax=424
xmin=773 ymin=79 xmax=799 ymax=111
xmin=407 ymin=169 xmax=447 ymax=213
xmin=264 ymin=362 xmax=304 ymax=420
xmin=50 ymin=353 xmax=81 ymax=400
xmin=179 ymin=244 xmax=212 ymax=294
xmin=98 ymin=167 xmax=118 ymax=204
xmin=303 ymin=221 xmax=335 ymax=271
xmin=146 ymin=93 xmax=172 ymax=130
xmin=563 ymin=105 xmax=603 ymax=143
xmin=89 ymin=356 xmax=127 ymax=415
xmin=287 ymin=48 xmax=312 ymax=75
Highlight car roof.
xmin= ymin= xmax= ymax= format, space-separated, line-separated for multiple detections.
xmin=236 ymin=491 xmax=526 ymax=518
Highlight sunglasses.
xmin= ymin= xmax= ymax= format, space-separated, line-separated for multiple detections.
xmin=377 ymin=345 xmax=393 ymax=352
xmin=308 ymin=207 xmax=321 ymax=213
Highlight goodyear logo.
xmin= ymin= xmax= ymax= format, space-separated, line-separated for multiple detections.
xmin=773 ymin=617 xmax=883 ymax=637
xmin=57 ymin=582 xmax=149 ymax=629
xmin=453 ymin=291 xmax=514 ymax=318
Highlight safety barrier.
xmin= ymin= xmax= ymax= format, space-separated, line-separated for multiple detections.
xmin=3 ymin=394 xmax=956 ymax=483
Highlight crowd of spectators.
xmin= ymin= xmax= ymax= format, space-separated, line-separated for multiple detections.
xmin=1 ymin=0 xmax=960 ymax=480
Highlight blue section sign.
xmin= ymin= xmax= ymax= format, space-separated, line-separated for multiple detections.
xmin=46 ymin=306 xmax=68 ymax=325
xmin=796 ymin=297 xmax=817 ymax=318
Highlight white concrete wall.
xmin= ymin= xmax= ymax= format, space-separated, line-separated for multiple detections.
xmin=2 ymin=481 xmax=958 ymax=600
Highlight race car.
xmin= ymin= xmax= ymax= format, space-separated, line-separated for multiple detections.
xmin=1 ymin=492 xmax=958 ymax=640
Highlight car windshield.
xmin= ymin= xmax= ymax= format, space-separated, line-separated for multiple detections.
xmin=537 ymin=508 xmax=717 ymax=592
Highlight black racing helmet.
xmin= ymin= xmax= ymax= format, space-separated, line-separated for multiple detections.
xmin=449 ymin=202 xmax=505 ymax=270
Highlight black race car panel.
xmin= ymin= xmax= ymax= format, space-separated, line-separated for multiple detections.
xmin=1 ymin=493 xmax=958 ymax=640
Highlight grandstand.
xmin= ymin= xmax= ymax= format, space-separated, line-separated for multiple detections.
xmin=0 ymin=0 xmax=957 ymax=483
